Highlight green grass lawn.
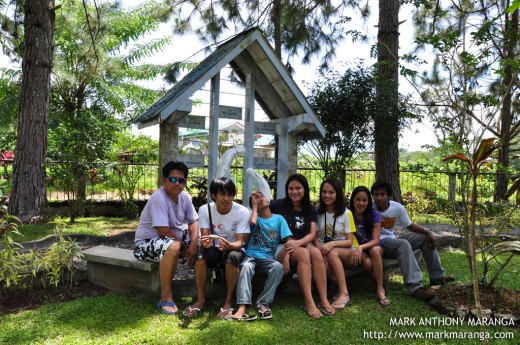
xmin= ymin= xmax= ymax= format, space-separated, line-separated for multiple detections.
xmin=1 ymin=248 xmax=519 ymax=344
xmin=438 ymin=249 xmax=520 ymax=291
xmin=16 ymin=217 xmax=138 ymax=243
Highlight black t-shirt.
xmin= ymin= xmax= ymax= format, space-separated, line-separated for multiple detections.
xmin=269 ymin=198 xmax=318 ymax=240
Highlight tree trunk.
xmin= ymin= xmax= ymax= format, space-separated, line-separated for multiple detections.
xmin=375 ymin=0 xmax=402 ymax=203
xmin=8 ymin=0 xmax=55 ymax=223
xmin=272 ymin=0 xmax=282 ymax=59
xmin=494 ymin=9 xmax=518 ymax=202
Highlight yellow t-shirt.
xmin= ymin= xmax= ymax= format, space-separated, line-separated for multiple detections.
xmin=316 ymin=208 xmax=358 ymax=246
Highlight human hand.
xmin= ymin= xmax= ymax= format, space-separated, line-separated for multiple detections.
xmin=218 ymin=237 xmax=231 ymax=251
xmin=284 ymin=239 xmax=296 ymax=254
xmin=185 ymin=245 xmax=198 ymax=266
xmin=200 ymin=236 xmax=212 ymax=249
xmin=252 ymin=191 xmax=262 ymax=205
xmin=320 ymin=242 xmax=333 ymax=256
xmin=351 ymin=246 xmax=362 ymax=266
xmin=426 ymin=230 xmax=436 ymax=248
xmin=283 ymin=258 xmax=291 ymax=274
xmin=322 ymin=254 xmax=328 ymax=265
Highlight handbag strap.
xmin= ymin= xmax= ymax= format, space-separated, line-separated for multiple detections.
xmin=208 ymin=203 xmax=216 ymax=246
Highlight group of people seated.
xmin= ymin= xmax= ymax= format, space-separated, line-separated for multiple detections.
xmin=133 ymin=161 xmax=454 ymax=320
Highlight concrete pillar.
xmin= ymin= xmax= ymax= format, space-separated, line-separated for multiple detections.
xmin=276 ymin=122 xmax=289 ymax=198
xmin=242 ymin=74 xmax=255 ymax=202
xmin=208 ymin=73 xmax=220 ymax=202
xmin=287 ymin=134 xmax=298 ymax=177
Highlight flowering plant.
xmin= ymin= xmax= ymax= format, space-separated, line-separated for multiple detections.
xmin=0 ymin=149 xmax=13 ymax=201
xmin=1 ymin=150 xmax=14 ymax=161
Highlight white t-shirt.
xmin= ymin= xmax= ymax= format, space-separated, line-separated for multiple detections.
xmin=198 ymin=201 xmax=250 ymax=246
xmin=316 ymin=208 xmax=356 ymax=244
xmin=377 ymin=200 xmax=413 ymax=239
xmin=134 ymin=188 xmax=198 ymax=244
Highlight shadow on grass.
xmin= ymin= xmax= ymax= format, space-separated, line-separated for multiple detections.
xmin=2 ymin=251 xmax=519 ymax=345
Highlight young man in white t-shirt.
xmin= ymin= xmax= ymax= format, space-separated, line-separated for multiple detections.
xmin=371 ymin=181 xmax=454 ymax=301
xmin=183 ymin=177 xmax=251 ymax=318
xmin=134 ymin=161 xmax=199 ymax=315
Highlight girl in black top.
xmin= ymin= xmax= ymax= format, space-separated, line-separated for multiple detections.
xmin=270 ymin=174 xmax=335 ymax=318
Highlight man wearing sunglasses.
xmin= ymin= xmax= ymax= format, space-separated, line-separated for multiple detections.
xmin=134 ymin=161 xmax=199 ymax=315
xmin=183 ymin=177 xmax=251 ymax=319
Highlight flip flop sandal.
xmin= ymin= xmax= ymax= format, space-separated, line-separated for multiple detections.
xmin=378 ymin=297 xmax=391 ymax=307
xmin=320 ymin=305 xmax=336 ymax=316
xmin=257 ymin=308 xmax=273 ymax=320
xmin=157 ymin=300 xmax=178 ymax=315
xmin=331 ymin=298 xmax=353 ymax=309
xmin=217 ymin=307 xmax=234 ymax=318
xmin=226 ymin=314 xmax=257 ymax=321
xmin=182 ymin=305 xmax=203 ymax=317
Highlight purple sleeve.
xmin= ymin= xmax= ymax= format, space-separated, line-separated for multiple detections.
xmin=373 ymin=209 xmax=381 ymax=223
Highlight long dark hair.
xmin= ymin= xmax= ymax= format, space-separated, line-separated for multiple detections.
xmin=349 ymin=186 xmax=374 ymax=232
xmin=318 ymin=179 xmax=345 ymax=217
xmin=284 ymin=174 xmax=313 ymax=214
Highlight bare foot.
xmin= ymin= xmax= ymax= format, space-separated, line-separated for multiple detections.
xmin=157 ymin=300 xmax=178 ymax=314
xmin=331 ymin=293 xmax=352 ymax=309
xmin=377 ymin=288 xmax=391 ymax=306
xmin=304 ymin=305 xmax=323 ymax=318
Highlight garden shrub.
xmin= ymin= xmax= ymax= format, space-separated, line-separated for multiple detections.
xmin=41 ymin=220 xmax=83 ymax=288
xmin=0 ymin=212 xmax=83 ymax=294
xmin=0 ymin=207 xmax=38 ymax=295
xmin=403 ymin=189 xmax=453 ymax=215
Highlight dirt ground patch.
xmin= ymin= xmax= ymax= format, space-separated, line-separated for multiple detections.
xmin=432 ymin=284 xmax=520 ymax=329
xmin=0 ymin=281 xmax=109 ymax=315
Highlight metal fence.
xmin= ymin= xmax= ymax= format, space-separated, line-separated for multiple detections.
xmin=45 ymin=162 xmax=501 ymax=204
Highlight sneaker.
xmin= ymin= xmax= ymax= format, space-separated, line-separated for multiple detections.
xmin=411 ymin=287 xmax=437 ymax=300
xmin=430 ymin=275 xmax=455 ymax=287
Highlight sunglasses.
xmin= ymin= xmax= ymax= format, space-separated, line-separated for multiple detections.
xmin=167 ymin=177 xmax=186 ymax=184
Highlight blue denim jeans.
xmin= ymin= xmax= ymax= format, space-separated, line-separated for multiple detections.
xmin=236 ymin=256 xmax=284 ymax=309
xmin=381 ymin=233 xmax=445 ymax=294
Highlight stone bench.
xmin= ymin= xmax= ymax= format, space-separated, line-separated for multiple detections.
xmin=82 ymin=245 xmax=160 ymax=292
xmin=81 ymin=245 xmax=222 ymax=297
xmin=82 ymin=245 xmax=422 ymax=297
xmin=336 ymin=252 xmax=421 ymax=292
xmin=274 ymin=251 xmax=422 ymax=295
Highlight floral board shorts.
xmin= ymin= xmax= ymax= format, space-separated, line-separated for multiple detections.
xmin=133 ymin=237 xmax=177 ymax=262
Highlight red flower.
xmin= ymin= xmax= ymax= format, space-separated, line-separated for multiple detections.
xmin=1 ymin=151 xmax=14 ymax=160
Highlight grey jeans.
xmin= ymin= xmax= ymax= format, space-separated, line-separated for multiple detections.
xmin=236 ymin=256 xmax=284 ymax=309
xmin=381 ymin=233 xmax=445 ymax=294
